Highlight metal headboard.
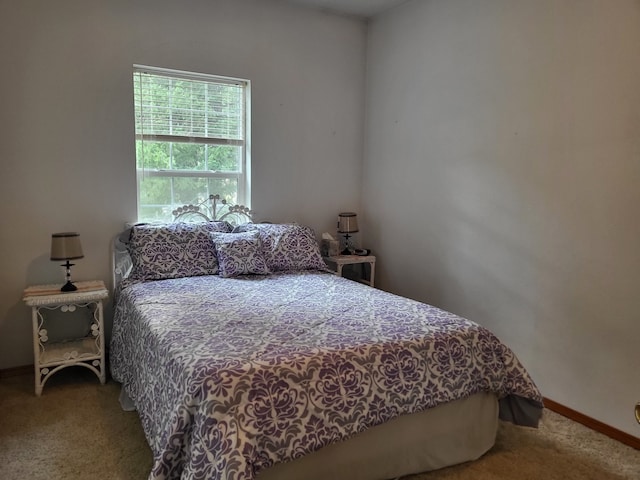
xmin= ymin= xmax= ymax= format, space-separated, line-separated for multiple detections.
xmin=172 ymin=194 xmax=253 ymax=225
xmin=111 ymin=231 xmax=133 ymax=299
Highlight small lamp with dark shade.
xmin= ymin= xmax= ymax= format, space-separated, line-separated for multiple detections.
xmin=337 ymin=212 xmax=358 ymax=255
xmin=50 ymin=232 xmax=84 ymax=292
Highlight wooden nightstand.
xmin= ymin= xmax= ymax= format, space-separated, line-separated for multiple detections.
xmin=22 ymin=280 xmax=108 ymax=396
xmin=323 ymin=255 xmax=376 ymax=287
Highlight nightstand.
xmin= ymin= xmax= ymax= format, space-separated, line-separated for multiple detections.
xmin=323 ymin=255 xmax=376 ymax=287
xmin=22 ymin=280 xmax=108 ymax=396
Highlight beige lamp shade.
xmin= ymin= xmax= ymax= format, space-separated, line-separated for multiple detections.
xmin=338 ymin=212 xmax=359 ymax=234
xmin=50 ymin=232 xmax=84 ymax=260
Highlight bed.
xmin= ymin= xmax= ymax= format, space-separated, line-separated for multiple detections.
xmin=109 ymin=207 xmax=543 ymax=480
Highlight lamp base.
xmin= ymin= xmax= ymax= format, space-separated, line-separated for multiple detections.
xmin=341 ymin=232 xmax=354 ymax=256
xmin=61 ymin=281 xmax=78 ymax=292
xmin=59 ymin=260 xmax=77 ymax=292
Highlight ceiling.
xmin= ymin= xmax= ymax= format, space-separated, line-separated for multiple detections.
xmin=286 ymin=0 xmax=408 ymax=18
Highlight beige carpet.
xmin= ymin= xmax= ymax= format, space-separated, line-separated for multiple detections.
xmin=0 ymin=368 xmax=638 ymax=480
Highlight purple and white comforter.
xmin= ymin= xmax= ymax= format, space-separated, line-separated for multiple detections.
xmin=110 ymin=271 xmax=543 ymax=480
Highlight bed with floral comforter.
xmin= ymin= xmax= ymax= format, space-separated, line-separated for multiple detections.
xmin=111 ymin=272 xmax=542 ymax=480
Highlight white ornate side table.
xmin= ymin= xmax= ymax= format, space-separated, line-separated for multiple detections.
xmin=323 ymin=255 xmax=376 ymax=287
xmin=22 ymin=280 xmax=108 ymax=396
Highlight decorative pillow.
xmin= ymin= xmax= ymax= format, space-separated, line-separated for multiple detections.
xmin=210 ymin=231 xmax=270 ymax=278
xmin=127 ymin=221 xmax=232 ymax=282
xmin=232 ymin=223 xmax=327 ymax=272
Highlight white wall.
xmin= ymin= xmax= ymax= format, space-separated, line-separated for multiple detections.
xmin=364 ymin=0 xmax=640 ymax=436
xmin=0 ymin=0 xmax=366 ymax=369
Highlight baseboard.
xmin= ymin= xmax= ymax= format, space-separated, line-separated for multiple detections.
xmin=544 ymin=397 xmax=640 ymax=450
xmin=0 ymin=364 xmax=33 ymax=378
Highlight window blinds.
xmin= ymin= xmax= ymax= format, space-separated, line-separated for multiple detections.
xmin=133 ymin=67 xmax=245 ymax=145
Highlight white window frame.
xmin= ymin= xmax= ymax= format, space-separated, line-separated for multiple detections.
xmin=133 ymin=64 xmax=251 ymax=222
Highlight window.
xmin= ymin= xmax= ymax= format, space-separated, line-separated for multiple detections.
xmin=133 ymin=65 xmax=250 ymax=222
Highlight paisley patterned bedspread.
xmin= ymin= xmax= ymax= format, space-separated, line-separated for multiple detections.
xmin=110 ymin=271 xmax=543 ymax=480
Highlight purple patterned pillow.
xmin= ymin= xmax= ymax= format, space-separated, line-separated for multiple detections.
xmin=232 ymin=223 xmax=327 ymax=272
xmin=210 ymin=231 xmax=270 ymax=278
xmin=128 ymin=221 xmax=232 ymax=282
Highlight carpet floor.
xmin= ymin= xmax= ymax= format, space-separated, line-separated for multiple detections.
xmin=0 ymin=368 xmax=638 ymax=479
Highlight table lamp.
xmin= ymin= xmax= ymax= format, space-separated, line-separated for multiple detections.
xmin=337 ymin=212 xmax=358 ymax=255
xmin=50 ymin=232 xmax=84 ymax=292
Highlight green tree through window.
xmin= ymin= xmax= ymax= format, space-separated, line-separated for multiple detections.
xmin=133 ymin=66 xmax=250 ymax=222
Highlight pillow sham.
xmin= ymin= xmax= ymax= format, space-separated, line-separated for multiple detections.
xmin=127 ymin=221 xmax=232 ymax=282
xmin=232 ymin=223 xmax=327 ymax=272
xmin=210 ymin=231 xmax=270 ymax=278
